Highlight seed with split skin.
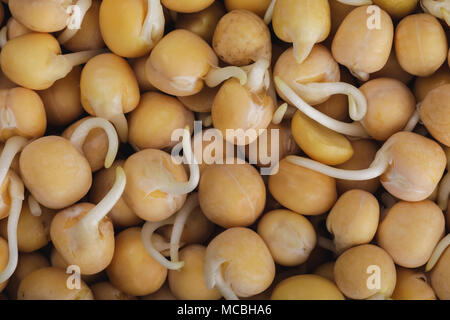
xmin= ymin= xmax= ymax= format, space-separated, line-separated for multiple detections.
xmin=62 ymin=116 xmax=109 ymax=172
xmin=211 ymin=78 xmax=274 ymax=146
xmin=0 ymin=87 xmax=47 ymax=142
xmin=286 ymin=131 xmax=446 ymax=202
xmin=225 ymin=0 xmax=272 ymax=17
xmin=420 ymin=84 xmax=450 ymax=147
xmin=391 ymin=267 xmax=436 ymax=300
xmin=395 ymin=13 xmax=448 ymax=77
xmin=62 ymin=0 xmax=104 ymax=52
xmin=371 ymin=50 xmax=414 ymax=85
xmin=107 ymin=227 xmax=167 ymax=296
xmin=176 ymin=1 xmax=225 ymax=43
xmin=168 ymin=244 xmax=221 ymax=300
xmin=271 ymin=0 xmax=330 ymax=64
xmin=90 ymin=160 xmax=142 ymax=229
xmin=414 ymin=66 xmax=450 ymax=102
xmin=335 ymin=139 xmax=380 ymax=194
xmin=334 ymin=244 xmax=397 ymax=300
xmin=291 ymin=111 xmax=354 ymax=166
xmin=268 ymin=158 xmax=337 ymax=215
xmin=17 ymin=267 xmax=94 ymax=300
xmin=430 ymin=245 xmax=450 ymax=300
xmin=0 ymin=201 xmax=53 ymax=253
xmin=50 ymin=167 xmax=125 ymax=275
xmin=81 ymin=53 xmax=140 ymax=143
xmin=332 ymin=5 xmax=394 ymax=81
xmin=5 ymin=252 xmax=49 ymax=300
xmin=145 ymin=29 xmax=247 ymax=97
xmin=245 ymin=120 xmax=300 ymax=168
xmin=37 ymin=67 xmax=83 ymax=127
xmin=257 ymin=209 xmax=317 ymax=267
xmin=204 ymin=227 xmax=275 ymax=300
xmin=199 ymin=161 xmax=266 ymax=228
xmin=129 ymin=92 xmax=194 ymax=150
xmin=8 ymin=0 xmax=87 ymax=33
xmin=213 ymin=10 xmax=271 ymax=66
xmin=326 ymin=190 xmax=379 ymax=253
xmin=271 ymin=274 xmax=344 ymax=300
xmin=100 ymin=0 xmax=164 ymax=58
xmin=0 ymin=33 xmax=103 ymax=91
xmin=19 ymin=118 xmax=119 ymax=209
xmin=377 ymin=200 xmax=446 ymax=268
xmin=91 ymin=282 xmax=137 ymax=300
xmin=360 ymin=78 xmax=416 ymax=141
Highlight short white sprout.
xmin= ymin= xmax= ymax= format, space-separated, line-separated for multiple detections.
xmin=204 ymin=66 xmax=248 ymax=88
xmin=140 ymin=0 xmax=165 ymax=47
xmin=69 ymin=117 xmax=119 ymax=169
xmin=58 ymin=0 xmax=92 ymax=44
xmin=204 ymin=257 xmax=238 ymax=300
xmin=263 ymin=0 xmax=277 ymax=24
xmin=426 ymin=234 xmax=450 ymax=271
xmin=272 ymin=103 xmax=288 ymax=125
xmin=28 ymin=194 xmax=42 ymax=217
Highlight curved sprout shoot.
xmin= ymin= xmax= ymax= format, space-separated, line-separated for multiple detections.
xmin=214 ymin=265 xmax=239 ymax=300
xmin=49 ymin=48 xmax=106 ymax=83
xmin=158 ymin=126 xmax=200 ymax=196
xmin=242 ymin=59 xmax=271 ymax=93
xmin=404 ymin=104 xmax=421 ymax=132
xmin=437 ymin=172 xmax=450 ymax=210
xmin=293 ymin=81 xmax=368 ymax=121
xmin=141 ymin=216 xmax=185 ymax=270
xmin=58 ymin=0 xmax=92 ymax=44
xmin=336 ymin=0 xmax=373 ymax=5
xmin=69 ymin=117 xmax=119 ymax=169
xmin=170 ymin=193 xmax=199 ymax=262
xmin=204 ymin=66 xmax=248 ymax=88
xmin=275 ymin=77 xmax=368 ymax=137
xmin=28 ymin=194 xmax=42 ymax=217
xmin=421 ymin=0 xmax=450 ymax=26
xmin=264 ymin=0 xmax=277 ymax=24
xmin=286 ymin=137 xmax=393 ymax=180
xmin=272 ymin=103 xmax=288 ymax=125
xmin=80 ymin=167 xmax=126 ymax=227
xmin=426 ymin=234 xmax=450 ymax=271
xmin=0 ymin=26 xmax=7 ymax=48
xmin=140 ymin=0 xmax=165 ymax=46
xmin=0 ymin=136 xmax=28 ymax=188
xmin=0 ymin=173 xmax=24 ymax=283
